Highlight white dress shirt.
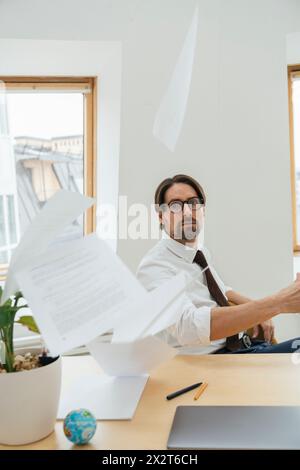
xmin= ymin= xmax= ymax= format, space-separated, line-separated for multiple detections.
xmin=136 ymin=236 xmax=233 ymax=354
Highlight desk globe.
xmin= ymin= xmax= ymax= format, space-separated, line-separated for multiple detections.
xmin=63 ymin=408 xmax=97 ymax=445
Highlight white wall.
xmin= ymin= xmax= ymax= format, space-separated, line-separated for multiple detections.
xmin=1 ymin=0 xmax=300 ymax=340
xmin=287 ymin=31 xmax=300 ymax=64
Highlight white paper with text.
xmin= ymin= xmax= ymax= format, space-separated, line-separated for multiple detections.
xmin=15 ymin=235 xmax=145 ymax=355
xmin=2 ymin=190 xmax=94 ymax=304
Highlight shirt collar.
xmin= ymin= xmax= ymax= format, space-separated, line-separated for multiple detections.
xmin=162 ymin=233 xmax=200 ymax=264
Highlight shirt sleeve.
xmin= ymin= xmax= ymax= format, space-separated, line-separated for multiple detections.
xmin=167 ymin=298 xmax=211 ymax=346
xmin=136 ymin=258 xmax=212 ymax=346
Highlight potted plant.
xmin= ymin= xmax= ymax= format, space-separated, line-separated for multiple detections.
xmin=0 ymin=287 xmax=61 ymax=445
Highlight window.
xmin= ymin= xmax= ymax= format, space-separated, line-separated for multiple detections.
xmin=0 ymin=77 xmax=97 ymax=279
xmin=288 ymin=67 xmax=300 ymax=253
xmin=0 ymin=194 xmax=18 ymax=264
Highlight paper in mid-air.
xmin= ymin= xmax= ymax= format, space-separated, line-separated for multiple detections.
xmin=87 ymin=335 xmax=176 ymax=377
xmin=58 ymin=336 xmax=177 ymax=420
xmin=15 ymin=234 xmax=146 ymax=355
xmin=58 ymin=336 xmax=176 ymax=420
xmin=153 ymin=6 xmax=199 ymax=151
xmin=2 ymin=190 xmax=94 ymax=304
xmin=15 ymin=233 xmax=188 ymax=355
xmin=111 ymin=272 xmax=186 ymax=343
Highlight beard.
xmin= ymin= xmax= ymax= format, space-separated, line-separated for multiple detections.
xmin=174 ymin=219 xmax=201 ymax=241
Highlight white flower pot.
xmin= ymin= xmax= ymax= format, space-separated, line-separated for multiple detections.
xmin=0 ymin=356 xmax=61 ymax=445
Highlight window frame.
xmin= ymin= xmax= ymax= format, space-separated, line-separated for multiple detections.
xmin=288 ymin=65 xmax=300 ymax=254
xmin=0 ymin=194 xmax=19 ymax=264
xmin=0 ymin=76 xmax=97 ymax=280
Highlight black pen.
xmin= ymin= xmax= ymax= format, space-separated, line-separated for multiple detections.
xmin=166 ymin=382 xmax=202 ymax=400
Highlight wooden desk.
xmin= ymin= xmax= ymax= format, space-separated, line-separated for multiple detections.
xmin=1 ymin=354 xmax=300 ymax=450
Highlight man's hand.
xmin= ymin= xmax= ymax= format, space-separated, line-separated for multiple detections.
xmin=252 ymin=320 xmax=275 ymax=343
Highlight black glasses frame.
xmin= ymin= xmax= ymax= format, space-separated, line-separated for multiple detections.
xmin=166 ymin=197 xmax=204 ymax=213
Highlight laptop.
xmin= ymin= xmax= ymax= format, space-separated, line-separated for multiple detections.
xmin=167 ymin=406 xmax=300 ymax=449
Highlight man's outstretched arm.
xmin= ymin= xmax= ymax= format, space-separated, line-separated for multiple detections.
xmin=210 ymin=293 xmax=282 ymax=341
xmin=210 ymin=273 xmax=300 ymax=341
xmin=226 ymin=289 xmax=274 ymax=341
xmin=226 ymin=289 xmax=251 ymax=304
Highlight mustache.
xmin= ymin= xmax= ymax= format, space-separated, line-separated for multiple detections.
xmin=181 ymin=218 xmax=197 ymax=224
xmin=175 ymin=219 xmax=199 ymax=232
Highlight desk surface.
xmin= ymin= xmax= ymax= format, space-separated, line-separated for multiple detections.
xmin=1 ymin=354 xmax=300 ymax=450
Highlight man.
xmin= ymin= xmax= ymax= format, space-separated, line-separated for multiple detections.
xmin=137 ymin=174 xmax=300 ymax=354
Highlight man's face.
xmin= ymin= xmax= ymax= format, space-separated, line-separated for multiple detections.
xmin=159 ymin=183 xmax=205 ymax=243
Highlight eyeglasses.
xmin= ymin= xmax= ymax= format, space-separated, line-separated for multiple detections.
xmin=166 ymin=197 xmax=204 ymax=214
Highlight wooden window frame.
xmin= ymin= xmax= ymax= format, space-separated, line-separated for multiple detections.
xmin=0 ymin=76 xmax=97 ymax=280
xmin=288 ymin=65 xmax=300 ymax=254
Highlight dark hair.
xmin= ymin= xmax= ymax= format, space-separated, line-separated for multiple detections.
xmin=154 ymin=174 xmax=206 ymax=209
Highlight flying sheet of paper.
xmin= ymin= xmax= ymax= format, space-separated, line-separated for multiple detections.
xmin=59 ymin=336 xmax=176 ymax=419
xmin=153 ymin=6 xmax=199 ymax=151
xmin=87 ymin=335 xmax=177 ymax=377
xmin=141 ymin=294 xmax=185 ymax=339
xmin=58 ymin=374 xmax=148 ymax=420
xmin=15 ymin=234 xmax=146 ymax=356
xmin=112 ymin=272 xmax=187 ymax=343
xmin=2 ymin=190 xmax=94 ymax=304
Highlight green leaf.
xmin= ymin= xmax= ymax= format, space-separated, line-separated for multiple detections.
xmin=0 ymin=305 xmax=16 ymax=328
xmin=3 ymin=297 xmax=12 ymax=308
xmin=16 ymin=316 xmax=40 ymax=334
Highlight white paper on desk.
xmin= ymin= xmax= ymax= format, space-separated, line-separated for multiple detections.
xmin=87 ymin=335 xmax=177 ymax=377
xmin=58 ymin=374 xmax=148 ymax=420
xmin=153 ymin=6 xmax=198 ymax=151
xmin=112 ymin=272 xmax=186 ymax=343
xmin=2 ymin=190 xmax=94 ymax=304
xmin=15 ymin=234 xmax=145 ymax=356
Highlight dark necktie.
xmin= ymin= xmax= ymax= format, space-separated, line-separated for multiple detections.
xmin=193 ymin=250 xmax=240 ymax=350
